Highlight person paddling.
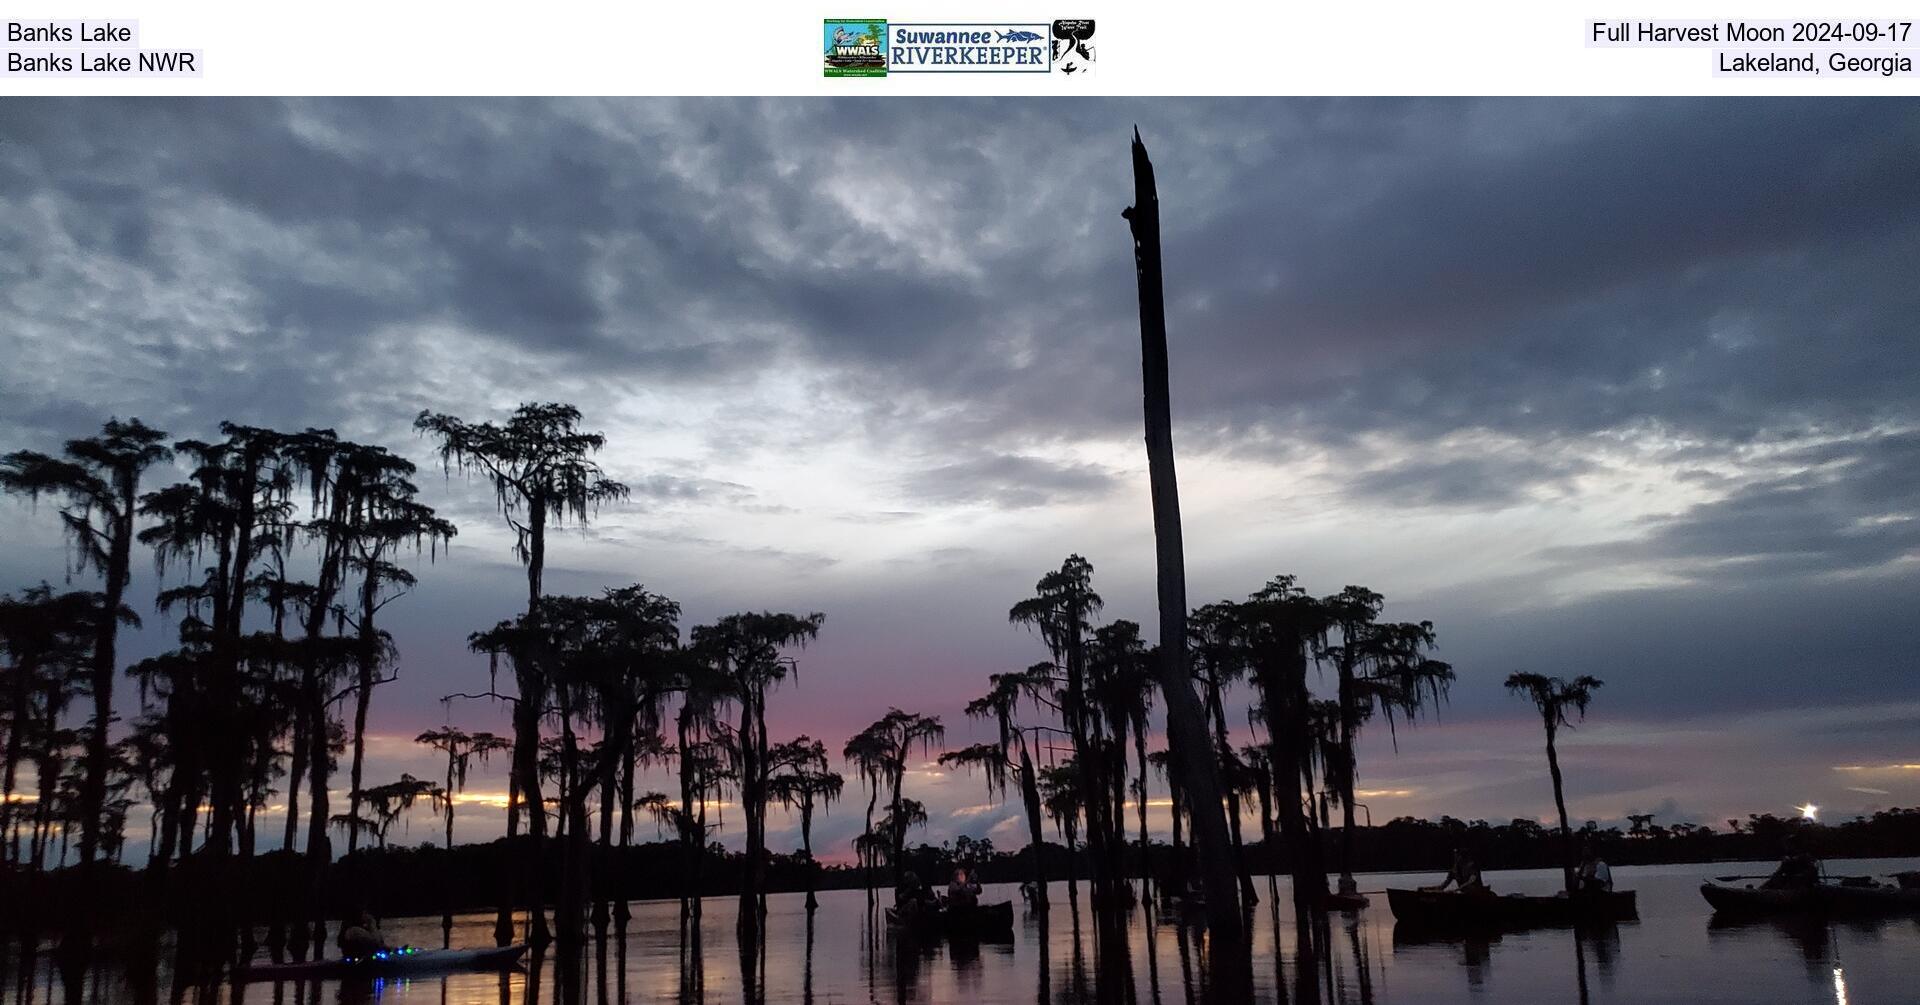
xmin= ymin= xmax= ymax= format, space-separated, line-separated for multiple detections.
xmin=1762 ymin=836 xmax=1820 ymax=890
xmin=1423 ymin=848 xmax=1490 ymax=895
xmin=337 ymin=910 xmax=390 ymax=959
xmin=946 ymin=867 xmax=982 ymax=911
xmin=1577 ymin=840 xmax=1613 ymax=893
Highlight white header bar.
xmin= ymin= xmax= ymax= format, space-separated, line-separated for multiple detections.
xmin=2 ymin=1 xmax=1916 ymax=94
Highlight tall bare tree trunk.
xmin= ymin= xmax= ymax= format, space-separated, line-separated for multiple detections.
xmin=302 ymin=682 xmax=331 ymax=959
xmin=1336 ymin=653 xmax=1359 ymax=894
xmin=1125 ymin=129 xmax=1247 ymax=959
xmin=616 ymin=743 xmax=635 ymax=927
xmin=512 ymin=501 xmax=551 ymax=949
xmin=1264 ymin=653 xmax=1327 ymax=907
xmin=283 ymin=709 xmax=307 ymax=851
xmin=76 ymin=474 xmax=134 ymax=871
xmin=736 ymin=694 xmax=763 ymax=940
xmin=1546 ymin=723 xmax=1575 ymax=894
xmin=1019 ymin=745 xmax=1050 ymax=909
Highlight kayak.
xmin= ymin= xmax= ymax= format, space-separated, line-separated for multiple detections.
xmin=1386 ymin=888 xmax=1637 ymax=929
xmin=1701 ymin=878 xmax=1920 ymax=916
xmin=235 ymin=944 xmax=528 ymax=982
xmin=886 ymin=899 xmax=1015 ymax=940
xmin=1699 ymin=880 xmax=1818 ymax=914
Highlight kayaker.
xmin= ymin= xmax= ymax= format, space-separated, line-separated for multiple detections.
xmin=1424 ymin=848 xmax=1489 ymax=895
xmin=898 ymin=870 xmax=937 ymax=909
xmin=337 ymin=910 xmax=390 ymax=959
xmin=1762 ymin=836 xmax=1820 ymax=890
xmin=1577 ymin=842 xmax=1613 ymax=893
xmin=947 ymin=867 xmax=982 ymax=910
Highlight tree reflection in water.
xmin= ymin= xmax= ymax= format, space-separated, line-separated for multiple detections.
xmin=1034 ymin=909 xmax=1051 ymax=1005
xmin=801 ymin=909 xmax=814 ymax=1005
xmin=1343 ymin=912 xmax=1374 ymax=1005
xmin=30 ymin=869 xmax=1920 ymax=1003
xmin=1142 ymin=903 xmax=1164 ymax=1005
xmin=677 ymin=914 xmax=702 ymax=1004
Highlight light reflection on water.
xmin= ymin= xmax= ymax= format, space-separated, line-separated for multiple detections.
xmin=14 ymin=858 xmax=1919 ymax=1003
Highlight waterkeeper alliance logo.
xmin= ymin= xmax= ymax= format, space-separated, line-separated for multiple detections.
xmin=889 ymin=23 xmax=1050 ymax=72
xmin=1052 ymin=19 xmax=1095 ymax=74
xmin=824 ymin=20 xmax=887 ymax=77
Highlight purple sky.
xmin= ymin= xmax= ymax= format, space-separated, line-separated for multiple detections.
xmin=2 ymin=98 xmax=1917 ymax=862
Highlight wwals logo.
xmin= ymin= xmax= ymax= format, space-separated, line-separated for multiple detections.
xmin=824 ymin=20 xmax=888 ymax=77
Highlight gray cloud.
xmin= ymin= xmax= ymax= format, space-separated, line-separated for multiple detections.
xmin=1347 ymin=453 xmax=1594 ymax=509
xmin=900 ymin=453 xmax=1121 ymax=509
xmin=1541 ymin=429 xmax=1920 ymax=580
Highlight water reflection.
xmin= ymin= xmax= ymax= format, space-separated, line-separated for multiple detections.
xmin=801 ymin=910 xmax=814 ymax=1005
xmin=15 ymin=862 xmax=1920 ymax=1003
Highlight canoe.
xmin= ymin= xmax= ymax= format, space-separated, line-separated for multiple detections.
xmin=1699 ymin=880 xmax=1818 ymax=914
xmin=235 ymin=944 xmax=528 ymax=982
xmin=886 ymin=899 xmax=1015 ymax=940
xmin=1386 ymin=888 xmax=1637 ymax=929
xmin=1701 ymin=878 xmax=1920 ymax=916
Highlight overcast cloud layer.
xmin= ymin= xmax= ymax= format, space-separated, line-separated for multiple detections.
xmin=2 ymin=98 xmax=1916 ymax=859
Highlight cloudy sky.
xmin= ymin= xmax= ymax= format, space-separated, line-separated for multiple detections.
xmin=2 ymin=98 xmax=1916 ymax=861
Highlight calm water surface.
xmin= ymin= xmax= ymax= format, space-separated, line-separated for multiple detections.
xmin=16 ymin=858 xmax=1919 ymax=1003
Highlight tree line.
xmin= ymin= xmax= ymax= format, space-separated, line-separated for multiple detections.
xmin=3 ymin=408 xmax=1883 ymax=1005
xmin=0 ymin=409 xmax=1469 ymax=959
xmin=934 ymin=559 xmax=1457 ymax=918
xmin=0 ymin=407 xmax=841 ymax=995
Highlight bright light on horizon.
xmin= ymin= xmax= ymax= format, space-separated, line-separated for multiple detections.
xmin=1799 ymin=803 xmax=1819 ymax=821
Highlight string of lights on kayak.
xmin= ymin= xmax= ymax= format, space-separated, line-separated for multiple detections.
xmin=346 ymin=946 xmax=420 ymax=963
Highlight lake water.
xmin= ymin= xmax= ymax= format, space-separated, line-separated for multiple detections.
xmin=13 ymin=858 xmax=1919 ymax=1003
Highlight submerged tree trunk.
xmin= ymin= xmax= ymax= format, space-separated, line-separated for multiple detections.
xmin=1018 ymin=746 xmax=1050 ymax=909
xmin=509 ymin=500 xmax=552 ymax=949
xmin=1335 ymin=647 xmax=1361 ymax=894
xmin=1266 ymin=655 xmax=1327 ymax=908
xmin=555 ymin=697 xmax=592 ymax=1005
xmin=282 ymin=707 xmax=307 ymax=852
xmin=616 ymin=743 xmax=635 ymax=927
xmin=347 ymin=671 xmax=374 ymax=855
xmin=1546 ymin=723 xmax=1575 ymax=894
xmin=1133 ymin=722 xmax=1154 ymax=905
xmin=1125 ymin=129 xmax=1246 ymax=954
xmin=302 ymin=680 xmax=332 ymax=959
xmin=736 ymin=690 xmax=765 ymax=941
xmin=1208 ymin=684 xmax=1259 ymax=908
xmin=861 ymin=785 xmax=879 ymax=915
